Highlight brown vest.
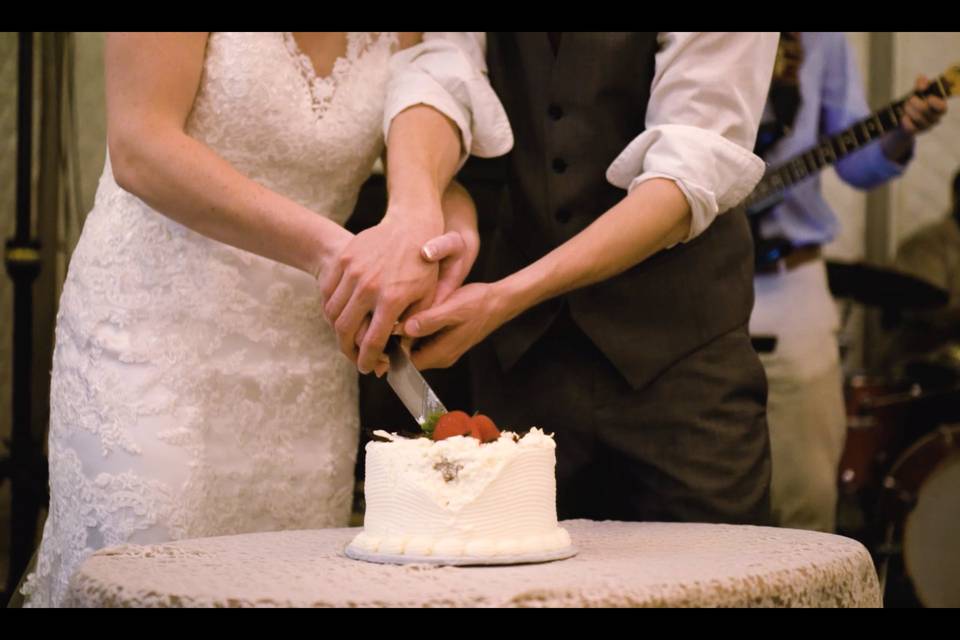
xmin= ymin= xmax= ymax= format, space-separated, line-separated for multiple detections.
xmin=462 ymin=32 xmax=756 ymax=390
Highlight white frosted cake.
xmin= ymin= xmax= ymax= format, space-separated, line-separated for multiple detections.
xmin=348 ymin=427 xmax=572 ymax=561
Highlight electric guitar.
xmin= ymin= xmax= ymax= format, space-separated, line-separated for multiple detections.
xmin=747 ymin=63 xmax=960 ymax=217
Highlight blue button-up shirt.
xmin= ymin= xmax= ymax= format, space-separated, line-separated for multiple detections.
xmin=758 ymin=32 xmax=910 ymax=246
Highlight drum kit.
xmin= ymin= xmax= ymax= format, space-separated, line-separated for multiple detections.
xmin=825 ymin=260 xmax=959 ymax=607
xmin=752 ymin=259 xmax=959 ymax=606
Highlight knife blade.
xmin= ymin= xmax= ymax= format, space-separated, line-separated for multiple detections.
xmin=384 ymin=335 xmax=447 ymax=428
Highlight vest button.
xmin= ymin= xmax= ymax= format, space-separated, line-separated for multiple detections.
xmin=555 ymin=208 xmax=572 ymax=223
xmin=547 ymin=104 xmax=564 ymax=120
xmin=552 ymin=158 xmax=567 ymax=174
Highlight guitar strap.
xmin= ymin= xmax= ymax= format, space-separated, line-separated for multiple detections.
xmin=750 ymin=32 xmax=806 ymax=268
xmin=755 ymin=32 xmax=804 ymax=158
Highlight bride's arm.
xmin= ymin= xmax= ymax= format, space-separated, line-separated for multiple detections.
xmin=106 ymin=32 xmax=351 ymax=278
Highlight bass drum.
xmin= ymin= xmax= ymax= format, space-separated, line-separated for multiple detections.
xmin=880 ymin=424 xmax=960 ymax=607
xmin=839 ymin=373 xmax=913 ymax=495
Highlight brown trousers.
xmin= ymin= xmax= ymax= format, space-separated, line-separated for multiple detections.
xmin=471 ymin=306 xmax=772 ymax=525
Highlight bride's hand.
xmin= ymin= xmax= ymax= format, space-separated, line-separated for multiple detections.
xmin=320 ymin=213 xmax=441 ymax=374
xmin=356 ymin=222 xmax=474 ymax=376
xmin=353 ymin=226 xmax=477 ymax=379
xmin=367 ymin=182 xmax=478 ymax=376
xmin=323 ymin=179 xmax=478 ymax=375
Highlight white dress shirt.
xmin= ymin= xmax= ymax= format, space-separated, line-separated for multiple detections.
xmin=384 ymin=32 xmax=778 ymax=243
xmin=757 ymin=32 xmax=909 ymax=247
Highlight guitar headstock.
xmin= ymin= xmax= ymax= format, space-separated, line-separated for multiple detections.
xmin=942 ymin=63 xmax=960 ymax=96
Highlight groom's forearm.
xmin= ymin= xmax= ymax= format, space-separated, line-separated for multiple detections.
xmin=384 ymin=105 xmax=463 ymax=231
xmin=493 ymin=178 xmax=693 ymax=322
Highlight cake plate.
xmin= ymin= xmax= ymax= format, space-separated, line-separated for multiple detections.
xmin=344 ymin=544 xmax=578 ymax=567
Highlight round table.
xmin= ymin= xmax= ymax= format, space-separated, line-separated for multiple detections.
xmin=64 ymin=520 xmax=882 ymax=607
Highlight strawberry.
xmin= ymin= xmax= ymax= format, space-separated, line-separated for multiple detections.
xmin=471 ymin=414 xmax=501 ymax=443
xmin=432 ymin=411 xmax=474 ymax=441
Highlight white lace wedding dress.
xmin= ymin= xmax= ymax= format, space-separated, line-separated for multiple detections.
xmin=22 ymin=32 xmax=399 ymax=607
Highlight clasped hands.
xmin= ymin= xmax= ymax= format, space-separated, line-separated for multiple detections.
xmin=319 ymin=185 xmax=507 ymax=375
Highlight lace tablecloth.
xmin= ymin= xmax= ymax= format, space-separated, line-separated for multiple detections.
xmin=64 ymin=520 xmax=881 ymax=607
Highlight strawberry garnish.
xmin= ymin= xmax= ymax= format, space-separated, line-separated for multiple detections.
xmin=471 ymin=414 xmax=501 ymax=443
xmin=431 ymin=410 xmax=502 ymax=444
xmin=432 ymin=411 xmax=473 ymax=441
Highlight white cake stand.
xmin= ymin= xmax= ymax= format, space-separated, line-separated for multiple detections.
xmin=344 ymin=543 xmax=578 ymax=567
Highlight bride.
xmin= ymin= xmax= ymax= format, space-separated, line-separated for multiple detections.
xmin=21 ymin=32 xmax=484 ymax=607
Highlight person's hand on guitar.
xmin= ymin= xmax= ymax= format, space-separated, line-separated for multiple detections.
xmin=882 ymin=74 xmax=949 ymax=162
xmin=901 ymin=74 xmax=949 ymax=133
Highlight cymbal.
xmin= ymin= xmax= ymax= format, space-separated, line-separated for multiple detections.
xmin=826 ymin=260 xmax=949 ymax=309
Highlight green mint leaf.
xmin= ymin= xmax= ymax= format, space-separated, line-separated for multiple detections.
xmin=421 ymin=410 xmax=444 ymax=438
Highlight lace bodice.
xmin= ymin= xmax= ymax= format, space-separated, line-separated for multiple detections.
xmin=188 ymin=33 xmax=393 ymax=220
xmin=23 ymin=32 xmax=399 ymax=608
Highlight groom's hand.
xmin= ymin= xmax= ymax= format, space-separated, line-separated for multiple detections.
xmin=402 ymin=282 xmax=509 ymax=370
xmin=321 ymin=211 xmax=442 ymax=374
xmin=422 ymin=231 xmax=474 ymax=305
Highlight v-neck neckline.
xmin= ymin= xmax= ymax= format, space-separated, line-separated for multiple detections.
xmin=282 ymin=32 xmax=364 ymax=118
xmin=284 ymin=32 xmax=354 ymax=82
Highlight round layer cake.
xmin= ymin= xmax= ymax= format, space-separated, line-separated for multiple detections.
xmin=348 ymin=428 xmax=572 ymax=559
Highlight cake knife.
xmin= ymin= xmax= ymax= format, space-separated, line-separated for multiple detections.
xmin=384 ymin=335 xmax=448 ymax=428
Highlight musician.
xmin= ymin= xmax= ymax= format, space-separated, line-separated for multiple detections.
xmin=884 ymin=168 xmax=960 ymax=380
xmin=749 ymin=32 xmax=948 ymax=532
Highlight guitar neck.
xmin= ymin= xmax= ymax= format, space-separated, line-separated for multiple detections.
xmin=746 ymin=72 xmax=956 ymax=209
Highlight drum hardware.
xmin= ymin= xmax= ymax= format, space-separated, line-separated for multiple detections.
xmin=901 ymin=343 xmax=960 ymax=391
xmin=874 ymin=522 xmax=900 ymax=595
xmin=839 ymin=374 xmax=915 ymax=496
xmin=874 ymin=424 xmax=960 ymax=607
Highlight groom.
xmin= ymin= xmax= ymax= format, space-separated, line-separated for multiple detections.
xmin=326 ymin=33 xmax=779 ymax=525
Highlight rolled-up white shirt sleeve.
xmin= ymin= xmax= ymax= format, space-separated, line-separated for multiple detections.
xmin=606 ymin=32 xmax=779 ymax=243
xmin=383 ymin=32 xmax=514 ymax=169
